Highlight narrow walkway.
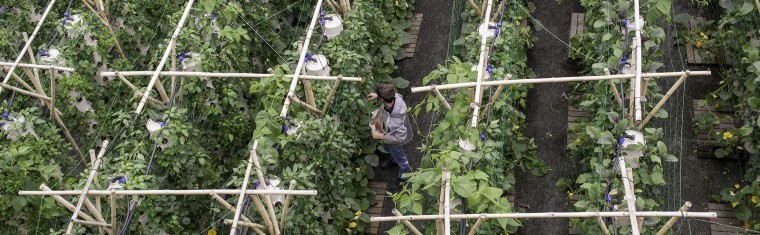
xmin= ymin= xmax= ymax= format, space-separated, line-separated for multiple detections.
xmin=372 ymin=0 xmax=454 ymax=233
xmin=516 ymin=0 xmax=582 ymax=234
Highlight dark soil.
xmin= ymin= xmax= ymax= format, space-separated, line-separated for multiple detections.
xmin=515 ymin=0 xmax=583 ymax=234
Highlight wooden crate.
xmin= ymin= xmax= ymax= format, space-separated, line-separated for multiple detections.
xmin=368 ymin=181 xmax=388 ymax=234
xmin=402 ymin=13 xmax=424 ymax=58
xmin=693 ymin=99 xmax=739 ymax=159
xmin=684 ymin=19 xmax=731 ymax=65
xmin=707 ymin=203 xmax=747 ymax=234
xmin=567 ymin=105 xmax=593 ymax=145
xmin=568 ymin=13 xmax=585 ymax=57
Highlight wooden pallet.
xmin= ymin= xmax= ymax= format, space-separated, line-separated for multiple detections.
xmin=684 ymin=19 xmax=731 ymax=65
xmin=568 ymin=13 xmax=585 ymax=57
xmin=567 ymin=105 xmax=593 ymax=145
xmin=368 ymin=181 xmax=388 ymax=234
xmin=707 ymin=203 xmax=747 ymax=234
xmin=693 ymin=99 xmax=739 ymax=159
xmin=402 ymin=13 xmax=424 ymax=58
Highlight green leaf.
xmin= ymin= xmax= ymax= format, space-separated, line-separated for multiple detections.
xmin=739 ymin=125 xmax=753 ymax=136
xmin=593 ymin=19 xmax=608 ymax=28
xmin=385 ymin=224 xmax=406 ymax=235
xmin=390 ymin=77 xmax=410 ymax=89
xmin=656 ymin=0 xmax=672 ymax=16
xmin=651 ymin=171 xmax=665 ymax=185
xmin=602 ymin=33 xmax=612 ymax=41
xmin=364 ymin=154 xmax=379 ymax=167
xmin=662 ymin=154 xmax=678 ymax=162
xmin=748 ymin=97 xmax=760 ymax=110
xmin=452 ymin=176 xmax=477 ymax=198
xmin=412 ymin=202 xmax=422 ymax=215
xmin=738 ymin=2 xmax=754 ymax=15
xmin=12 ymin=196 xmax=27 ymax=212
xmin=673 ymin=13 xmax=692 ymax=23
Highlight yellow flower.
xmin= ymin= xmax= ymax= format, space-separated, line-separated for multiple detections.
xmin=731 ymin=201 xmax=740 ymax=208
xmin=208 ymin=229 xmax=217 ymax=235
xmin=730 ymin=191 xmax=736 ymax=196
xmin=736 ymin=184 xmax=741 ymax=189
xmin=567 ymin=191 xmax=574 ymax=200
xmin=744 ymin=220 xmax=751 ymax=229
xmin=348 ymin=222 xmax=357 ymax=228
xmin=355 ymin=210 xmax=363 ymax=216
xmin=695 ymin=41 xmax=703 ymax=49
xmin=752 ymin=196 xmax=758 ymax=204
xmin=723 ymin=132 xmax=734 ymax=140
xmin=338 ymin=207 xmax=343 ymax=212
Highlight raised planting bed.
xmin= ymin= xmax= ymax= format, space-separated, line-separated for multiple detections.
xmin=368 ymin=181 xmax=389 ymax=234
xmin=683 ymin=18 xmax=732 ymax=65
xmin=693 ymin=99 xmax=740 ymax=160
xmin=567 ymin=105 xmax=593 ymax=146
xmin=568 ymin=13 xmax=585 ymax=57
xmin=707 ymin=202 xmax=747 ymax=234
xmin=402 ymin=13 xmax=424 ymax=58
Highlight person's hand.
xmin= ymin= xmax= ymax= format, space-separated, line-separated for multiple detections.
xmin=367 ymin=92 xmax=377 ymax=100
xmin=372 ymin=131 xmax=384 ymax=140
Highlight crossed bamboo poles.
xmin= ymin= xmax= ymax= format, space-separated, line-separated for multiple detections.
xmin=13 ymin=0 xmax=365 ymax=234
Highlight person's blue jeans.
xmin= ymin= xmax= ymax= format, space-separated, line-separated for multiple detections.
xmin=383 ymin=144 xmax=411 ymax=180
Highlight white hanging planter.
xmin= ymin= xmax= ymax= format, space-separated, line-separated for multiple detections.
xmin=621 ymin=63 xmax=633 ymax=74
xmin=181 ymin=52 xmax=200 ymax=71
xmin=63 ymin=14 xmax=82 ymax=30
xmin=478 ymin=22 xmax=497 ymax=38
xmin=323 ymin=14 xmax=343 ymax=40
xmin=39 ymin=49 xmax=62 ymax=65
xmin=87 ymin=119 xmax=98 ymax=136
xmin=264 ymin=176 xmax=286 ymax=207
xmin=305 ymin=54 xmax=331 ymax=76
xmin=621 ymin=130 xmax=645 ymax=168
xmin=146 ymin=119 xmax=162 ymax=135
xmin=458 ymin=138 xmax=476 ymax=151
xmin=622 ymin=16 xmax=645 ymax=34
xmin=285 ymin=119 xmax=302 ymax=136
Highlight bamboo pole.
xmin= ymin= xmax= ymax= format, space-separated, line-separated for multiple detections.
xmin=320 ymin=76 xmax=342 ymax=114
xmin=83 ymin=197 xmax=110 ymax=234
xmin=110 ymin=189 xmax=116 ymax=235
xmin=85 ymin=150 xmax=106 ymax=235
xmin=249 ymin=194 xmax=275 ymax=234
xmin=81 ymin=0 xmax=126 ymax=59
xmin=49 ymin=69 xmax=86 ymax=166
xmin=755 ymin=0 xmax=760 ymax=15
xmin=444 ymin=171 xmax=452 ymax=235
xmin=432 ymin=86 xmax=451 ymax=111
xmin=100 ymin=71 xmax=363 ymax=82
xmin=72 ymin=219 xmax=111 ymax=227
xmin=1 ymin=0 xmax=58 ymax=93
xmin=250 ymin=142 xmax=281 ymax=235
xmin=302 ymin=79 xmax=317 ymax=108
xmin=280 ymin=0 xmax=325 ymax=118
xmin=210 ymin=193 xmax=258 ymax=225
xmin=65 ymin=141 xmax=109 ymax=235
xmin=0 ymin=62 xmax=74 ymax=72
xmin=617 ymin=160 xmax=639 ymax=235
xmin=410 ymin=71 xmax=711 ymax=93
xmin=370 ymin=211 xmax=716 ymax=222
xmin=230 ymin=141 xmax=259 ymax=235
xmin=604 ymin=68 xmax=623 ymax=107
xmin=325 ymin=0 xmax=339 ymax=13
xmin=41 ymin=184 xmax=97 ymax=222
xmin=480 ymin=0 xmax=488 ymax=19
xmin=21 ymin=33 xmax=40 ymax=86
xmin=115 ymin=72 xmax=163 ymax=105
xmin=637 ymin=71 xmax=690 ymax=130
xmin=0 ymin=82 xmax=51 ymax=100
xmin=480 ymin=74 xmax=511 ymax=120
xmin=467 ymin=214 xmax=486 ymax=235
xmin=224 ymin=220 xmax=267 ymax=232
xmin=20 ymin=189 xmax=318 ymax=196
xmin=628 ymin=71 xmax=635 ymax=120
xmin=436 ymin=168 xmax=447 ymax=235
xmin=471 ymin=0 xmax=494 ymax=128
xmin=392 ymin=209 xmax=423 ymax=235
xmin=2 ymin=66 xmax=35 ymax=93
xmin=655 ymin=202 xmax=692 ymax=235
xmin=596 ymin=216 xmax=611 ymax=235
xmin=135 ymin=0 xmax=195 ymax=114
xmin=171 ymin=43 xmax=176 ymax=98
xmin=279 ymin=180 xmax=297 ymax=233
xmin=632 ymin=0 xmax=644 ymax=122
xmin=339 ymin=0 xmax=350 ymax=13
xmin=289 ymin=95 xmax=324 ymax=115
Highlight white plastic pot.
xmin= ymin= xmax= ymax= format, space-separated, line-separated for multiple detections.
xmin=146 ymin=119 xmax=162 ymax=135
xmin=458 ymin=138 xmax=476 ymax=151
xmin=40 ymin=49 xmax=61 ymax=65
xmin=622 ymin=16 xmax=645 ymax=34
xmin=305 ymin=54 xmax=331 ymax=76
xmin=323 ymin=14 xmax=343 ymax=40
xmin=285 ymin=120 xmax=302 ymax=135
xmin=181 ymin=52 xmax=201 ymax=71
xmin=478 ymin=22 xmax=497 ymax=38
xmin=621 ymin=130 xmax=645 ymax=168
xmin=63 ymin=14 xmax=82 ymax=30
xmin=264 ymin=176 xmax=286 ymax=207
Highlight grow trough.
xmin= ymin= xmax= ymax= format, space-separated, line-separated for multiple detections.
xmin=568 ymin=13 xmax=585 ymax=57
xmin=401 ymin=13 xmax=424 ymax=58
xmin=367 ymin=181 xmax=388 ymax=235
xmin=683 ymin=18 xmax=732 ymax=65
xmin=706 ymin=203 xmax=744 ymax=234
xmin=692 ymin=99 xmax=740 ymax=160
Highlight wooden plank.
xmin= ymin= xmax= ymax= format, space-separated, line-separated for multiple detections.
xmin=370 ymin=225 xmax=379 ymax=234
xmin=576 ymin=13 xmax=585 ymax=35
xmin=369 ymin=181 xmax=388 ymax=189
xmin=570 ymin=13 xmax=579 ymax=38
xmin=710 ymin=223 xmax=746 ymax=233
xmin=708 ymin=203 xmax=731 ymax=211
xmin=710 ymin=217 xmax=743 ymax=226
xmin=711 ymin=232 xmax=746 ymax=235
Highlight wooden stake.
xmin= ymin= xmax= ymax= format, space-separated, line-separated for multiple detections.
xmin=65 ymin=141 xmax=110 ymax=235
xmin=249 ymin=194 xmax=275 ymax=234
xmin=81 ymin=0 xmax=126 ymax=59
xmin=637 ymin=71 xmax=690 ymax=130
xmin=325 ymin=0 xmax=339 ymax=13
xmin=479 ymin=0 xmax=487 ymax=18
xmin=0 ymin=82 xmax=51 ymax=100
xmin=596 ymin=216 xmax=611 ymax=235
xmin=2 ymin=65 xmax=35 ymax=93
xmin=339 ymin=0 xmax=350 ymax=13
xmin=302 ymin=79 xmax=316 ymax=108
xmin=436 ymin=168 xmax=446 ymax=235
xmin=655 ymin=202 xmax=692 ymax=235
xmin=115 ymin=72 xmax=162 ymax=105
xmin=135 ymin=0 xmax=195 ymax=114
xmin=604 ymin=68 xmax=623 ymax=107
xmin=41 ymin=184 xmax=97 ymax=222
xmin=392 ymin=209 xmax=423 ymax=235
xmin=480 ymin=74 xmax=511 ymax=120
xmin=110 ymin=189 xmax=117 ymax=235
xmin=230 ymin=141 xmax=259 ymax=235
xmin=444 ymin=171 xmax=452 ymax=235
xmin=250 ymin=143 xmax=281 ymax=235
xmin=279 ymin=180 xmax=297 ymax=233
xmin=467 ymin=214 xmax=486 ymax=235
xmin=432 ymin=86 xmax=451 ymax=111
xmin=289 ymin=95 xmax=324 ymax=115
xmin=21 ymin=33 xmax=40 ymax=86
xmin=71 ymin=219 xmax=111 ymax=227
xmin=320 ymin=76 xmax=342 ymax=114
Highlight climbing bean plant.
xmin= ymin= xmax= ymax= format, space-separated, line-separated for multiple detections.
xmin=561 ymin=0 xmax=681 ymax=234
xmin=694 ymin=0 xmax=760 ymax=229
xmin=0 ymin=0 xmax=414 ymax=234
xmin=388 ymin=1 xmax=549 ymax=234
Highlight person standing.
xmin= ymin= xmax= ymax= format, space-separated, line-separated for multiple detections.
xmin=368 ymin=83 xmax=413 ymax=191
